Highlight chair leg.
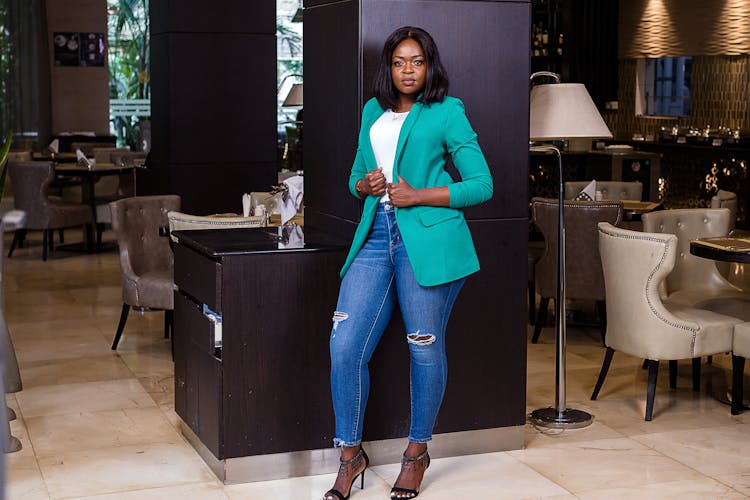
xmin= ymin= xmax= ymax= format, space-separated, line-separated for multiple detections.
xmin=111 ymin=304 xmax=130 ymax=350
xmin=164 ymin=310 xmax=173 ymax=339
xmin=732 ymin=354 xmax=746 ymax=415
xmin=58 ymin=228 xmax=64 ymax=244
xmin=668 ymin=360 xmax=677 ymax=389
xmin=42 ymin=230 xmax=49 ymax=261
xmin=47 ymin=229 xmax=54 ymax=251
xmin=96 ymin=223 xmax=104 ymax=253
xmin=591 ymin=347 xmax=615 ymax=400
xmin=531 ymin=297 xmax=550 ymax=343
xmin=528 ymin=281 xmax=536 ymax=325
xmin=7 ymin=230 xmax=22 ymax=258
xmin=596 ymin=300 xmax=607 ymax=346
xmin=645 ymin=360 xmax=659 ymax=421
xmin=692 ymin=357 xmax=701 ymax=392
xmin=707 ymin=355 xmax=713 ymax=365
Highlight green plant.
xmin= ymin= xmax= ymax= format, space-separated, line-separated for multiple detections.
xmin=108 ymin=0 xmax=150 ymax=148
xmin=0 ymin=130 xmax=13 ymax=202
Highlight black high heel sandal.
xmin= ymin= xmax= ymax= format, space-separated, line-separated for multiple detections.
xmin=390 ymin=449 xmax=430 ymax=499
xmin=324 ymin=447 xmax=369 ymax=500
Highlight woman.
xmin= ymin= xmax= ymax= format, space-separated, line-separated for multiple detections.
xmin=324 ymin=26 xmax=493 ymax=500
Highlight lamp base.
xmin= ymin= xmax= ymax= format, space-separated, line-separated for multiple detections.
xmin=528 ymin=407 xmax=593 ymax=429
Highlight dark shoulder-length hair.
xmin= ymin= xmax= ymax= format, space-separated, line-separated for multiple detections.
xmin=373 ymin=26 xmax=449 ymax=110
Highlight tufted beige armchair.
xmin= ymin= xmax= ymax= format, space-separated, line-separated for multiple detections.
xmin=642 ymin=208 xmax=750 ymax=321
xmin=710 ymin=190 xmax=738 ymax=229
xmin=109 ymin=195 xmax=181 ymax=350
xmin=564 ymin=181 xmax=643 ymax=201
xmin=592 ymin=223 xmax=742 ymax=420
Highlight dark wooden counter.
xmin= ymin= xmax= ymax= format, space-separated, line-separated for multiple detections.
xmin=172 ymin=225 xmax=526 ymax=482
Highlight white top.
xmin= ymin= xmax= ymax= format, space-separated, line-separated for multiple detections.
xmin=369 ymin=109 xmax=409 ymax=202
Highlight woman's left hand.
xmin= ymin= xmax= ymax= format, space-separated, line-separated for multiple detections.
xmin=387 ymin=176 xmax=421 ymax=207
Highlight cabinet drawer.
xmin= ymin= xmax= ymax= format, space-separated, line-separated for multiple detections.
xmin=174 ymin=244 xmax=222 ymax=312
xmin=175 ymin=292 xmax=220 ymax=357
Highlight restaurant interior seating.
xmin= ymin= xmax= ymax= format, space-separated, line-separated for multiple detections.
xmin=7 ymin=162 xmax=93 ymax=261
xmin=710 ymin=190 xmax=749 ymax=292
xmin=1 ymin=151 xmax=33 ymax=216
xmin=593 ymin=222 xmax=743 ymax=420
xmin=710 ymin=190 xmax=738 ymax=229
xmin=530 ymin=197 xmax=623 ymax=344
xmin=62 ymin=147 xmax=135 ymax=249
xmin=564 ymin=180 xmax=643 ymax=201
xmin=109 ymin=195 xmax=181 ymax=350
xmin=642 ymin=208 xmax=750 ymax=322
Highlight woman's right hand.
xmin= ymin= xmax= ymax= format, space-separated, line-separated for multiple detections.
xmin=362 ymin=168 xmax=386 ymax=197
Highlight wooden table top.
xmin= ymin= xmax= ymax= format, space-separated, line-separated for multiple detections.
xmin=54 ymin=162 xmax=135 ymax=174
xmin=690 ymin=237 xmax=750 ymax=264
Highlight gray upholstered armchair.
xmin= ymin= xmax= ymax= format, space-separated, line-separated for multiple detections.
xmin=7 ymin=162 xmax=93 ymax=260
xmin=531 ymin=197 xmax=623 ymax=344
xmin=109 ymin=195 xmax=181 ymax=350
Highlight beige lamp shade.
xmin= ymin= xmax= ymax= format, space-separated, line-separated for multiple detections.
xmin=282 ymin=83 xmax=303 ymax=107
xmin=529 ymin=83 xmax=612 ymax=141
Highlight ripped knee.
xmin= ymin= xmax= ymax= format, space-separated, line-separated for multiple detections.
xmin=331 ymin=311 xmax=349 ymax=333
xmin=407 ymin=330 xmax=436 ymax=346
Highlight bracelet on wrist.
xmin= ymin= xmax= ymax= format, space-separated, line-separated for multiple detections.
xmin=355 ymin=179 xmax=366 ymax=196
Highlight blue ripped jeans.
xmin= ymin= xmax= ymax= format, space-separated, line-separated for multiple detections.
xmin=330 ymin=202 xmax=465 ymax=447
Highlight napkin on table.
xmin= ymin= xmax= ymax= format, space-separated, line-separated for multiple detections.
xmin=76 ymin=149 xmax=93 ymax=167
xmin=280 ymin=175 xmax=304 ymax=225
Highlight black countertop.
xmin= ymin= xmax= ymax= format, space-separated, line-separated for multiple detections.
xmin=172 ymin=225 xmax=348 ymax=258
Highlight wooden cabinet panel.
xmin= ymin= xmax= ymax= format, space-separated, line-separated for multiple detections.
xmin=174 ymin=245 xmax=222 ymax=313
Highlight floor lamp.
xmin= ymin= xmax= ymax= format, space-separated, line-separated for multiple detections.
xmin=528 ymin=73 xmax=612 ymax=429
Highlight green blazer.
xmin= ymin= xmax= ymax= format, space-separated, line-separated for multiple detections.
xmin=340 ymin=96 xmax=494 ymax=286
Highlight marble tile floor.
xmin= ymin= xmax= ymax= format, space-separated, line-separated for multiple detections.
xmin=4 ymin=233 xmax=750 ymax=499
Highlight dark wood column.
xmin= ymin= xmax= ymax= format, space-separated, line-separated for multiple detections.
xmin=145 ymin=1 xmax=277 ymax=214
xmin=304 ymin=0 xmax=530 ymax=441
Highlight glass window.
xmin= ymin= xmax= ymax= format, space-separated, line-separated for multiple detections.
xmin=636 ymin=56 xmax=691 ymax=117
xmin=107 ymin=0 xmax=150 ymax=149
xmin=277 ymin=1 xmax=303 ymax=127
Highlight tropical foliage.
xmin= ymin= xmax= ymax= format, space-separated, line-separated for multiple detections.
xmin=0 ymin=4 xmax=16 ymax=135
xmin=107 ymin=0 xmax=150 ymax=149
xmin=0 ymin=131 xmax=13 ymax=202
xmin=277 ymin=13 xmax=303 ymax=125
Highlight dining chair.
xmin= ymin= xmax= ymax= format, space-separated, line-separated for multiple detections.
xmin=7 ymin=162 xmax=93 ymax=260
xmin=531 ymin=197 xmax=623 ymax=344
xmin=731 ymin=322 xmax=750 ymax=415
xmin=642 ymin=208 xmax=750 ymax=321
xmin=109 ymin=195 xmax=181 ymax=350
xmin=62 ymin=148 xmax=136 ymax=250
xmin=564 ymin=181 xmax=643 ymax=201
xmin=593 ymin=222 xmax=742 ymax=420
xmin=710 ymin=190 xmax=738 ymax=229
xmin=1 ymin=151 xmax=33 ymax=216
xmin=710 ymin=190 xmax=749 ymax=292
xmin=70 ymin=141 xmax=117 ymax=155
